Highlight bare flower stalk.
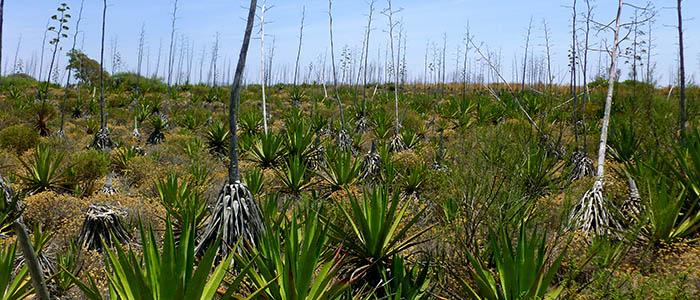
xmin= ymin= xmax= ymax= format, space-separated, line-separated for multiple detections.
xmin=328 ymin=0 xmax=345 ymax=128
xmin=677 ymin=0 xmax=687 ymax=140
xmin=292 ymin=6 xmax=305 ymax=86
xmin=258 ymin=2 xmax=269 ymax=134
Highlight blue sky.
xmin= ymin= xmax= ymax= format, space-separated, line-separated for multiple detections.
xmin=3 ymin=0 xmax=698 ymax=85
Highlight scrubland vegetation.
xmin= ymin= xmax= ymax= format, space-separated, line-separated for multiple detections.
xmin=0 ymin=0 xmax=698 ymax=299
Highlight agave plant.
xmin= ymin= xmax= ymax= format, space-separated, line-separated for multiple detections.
xmin=240 ymin=110 xmax=263 ymax=136
xmin=283 ymin=117 xmax=315 ymax=160
xmin=641 ymin=165 xmax=700 ymax=242
xmin=147 ymin=115 xmax=168 ymax=145
xmin=205 ymin=120 xmax=230 ymax=156
xmin=72 ymin=219 xmax=248 ymax=300
xmin=431 ymin=132 xmax=449 ymax=172
xmin=250 ymin=132 xmax=285 ymax=168
xmin=379 ymin=255 xmax=432 ymax=300
xmin=276 ymin=155 xmax=313 ymax=196
xmin=52 ymin=241 xmax=82 ymax=297
xmin=444 ymin=97 xmax=476 ymax=129
xmin=518 ymin=143 xmax=562 ymax=199
xmin=243 ymin=169 xmax=265 ymax=196
xmin=156 ymin=174 xmax=208 ymax=232
xmin=400 ymin=164 xmax=428 ymax=199
xmin=372 ymin=109 xmax=392 ymax=140
xmin=18 ymin=144 xmax=67 ymax=194
xmin=91 ymin=0 xmax=115 ymax=152
xmin=0 ymin=176 xmax=21 ymax=235
xmin=238 ymin=203 xmax=348 ymax=300
xmin=309 ymin=111 xmax=329 ymax=136
xmin=111 ymin=146 xmax=142 ymax=173
xmin=608 ymin=118 xmax=641 ymax=164
xmin=290 ymin=87 xmax=305 ymax=107
xmin=319 ymin=148 xmax=360 ymax=191
xmin=32 ymin=101 xmax=56 ymax=137
xmin=0 ymin=241 xmax=32 ymax=300
xmin=400 ymin=127 xmax=422 ymax=151
xmin=672 ymin=129 xmax=700 ymax=199
xmin=329 ymin=186 xmax=432 ymax=285
xmin=458 ymin=222 xmax=566 ymax=300
xmin=176 ymin=109 xmax=209 ymax=131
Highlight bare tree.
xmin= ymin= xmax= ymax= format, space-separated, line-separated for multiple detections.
xmin=677 ymin=0 xmax=687 ymax=139
xmin=570 ymin=0 xmax=625 ymax=236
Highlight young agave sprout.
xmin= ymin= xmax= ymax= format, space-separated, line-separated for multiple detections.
xmin=196 ymin=0 xmax=264 ymax=258
xmin=569 ymin=0 xmax=624 ymax=236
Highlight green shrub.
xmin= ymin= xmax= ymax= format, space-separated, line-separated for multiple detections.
xmin=110 ymin=72 xmax=167 ymax=92
xmin=0 ymin=73 xmax=39 ymax=90
xmin=67 ymin=150 xmax=109 ymax=194
xmin=0 ymin=124 xmax=40 ymax=154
